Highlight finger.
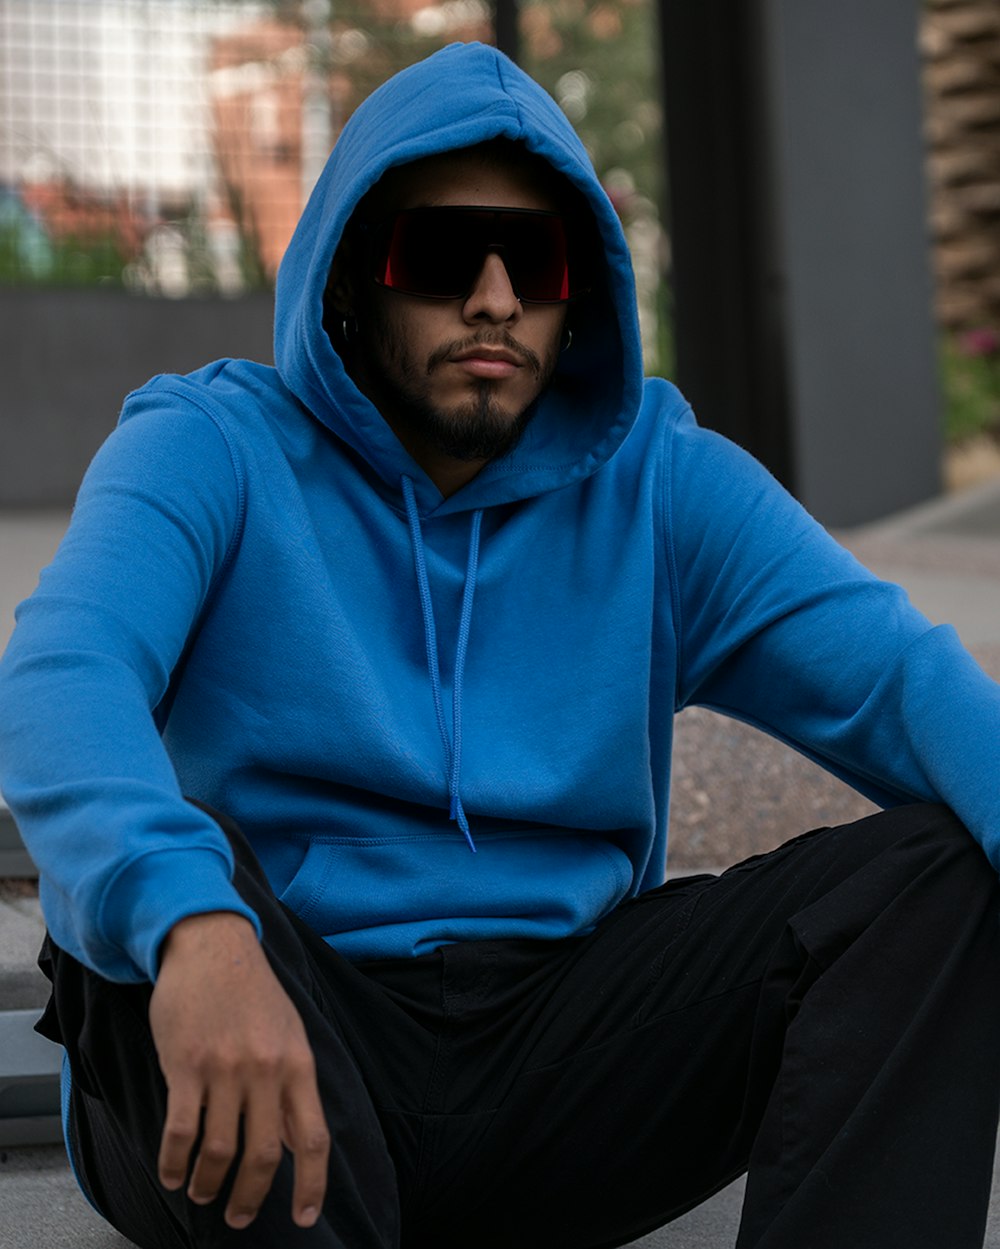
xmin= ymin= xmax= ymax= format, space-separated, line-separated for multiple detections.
xmin=158 ymin=1077 xmax=205 ymax=1192
xmin=223 ymin=1083 xmax=285 ymax=1230
xmin=187 ymin=1079 xmax=242 ymax=1206
xmin=284 ymin=1062 xmax=331 ymax=1228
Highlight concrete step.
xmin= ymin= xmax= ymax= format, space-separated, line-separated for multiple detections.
xmin=0 ymin=799 xmax=35 ymax=878
xmin=0 ymin=1010 xmax=61 ymax=1147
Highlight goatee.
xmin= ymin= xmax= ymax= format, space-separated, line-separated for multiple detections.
xmin=400 ymin=378 xmax=537 ymax=462
xmin=367 ymin=324 xmax=557 ymax=463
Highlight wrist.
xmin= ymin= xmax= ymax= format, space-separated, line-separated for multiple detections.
xmin=160 ymin=910 xmax=259 ymax=967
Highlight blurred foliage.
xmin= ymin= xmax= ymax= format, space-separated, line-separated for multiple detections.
xmin=519 ymin=0 xmax=662 ymax=211
xmin=0 ymin=220 xmax=126 ymax=288
xmin=518 ymin=0 xmax=670 ymax=375
xmin=0 ymin=0 xmax=671 ymax=357
xmin=941 ymin=329 xmax=1000 ymax=444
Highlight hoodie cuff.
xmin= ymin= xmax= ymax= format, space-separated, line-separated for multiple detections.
xmin=100 ymin=846 xmax=263 ymax=982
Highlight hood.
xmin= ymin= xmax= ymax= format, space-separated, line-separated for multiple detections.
xmin=274 ymin=40 xmax=644 ymax=516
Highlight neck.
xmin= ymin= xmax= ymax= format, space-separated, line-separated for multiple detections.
xmin=387 ymin=423 xmax=488 ymax=498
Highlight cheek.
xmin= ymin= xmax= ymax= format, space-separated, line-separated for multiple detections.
xmin=378 ymin=304 xmax=443 ymax=371
xmin=371 ymin=303 xmax=415 ymax=372
xmin=534 ymin=310 xmax=567 ymax=367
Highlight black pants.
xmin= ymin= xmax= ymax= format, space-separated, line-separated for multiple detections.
xmin=37 ymin=803 xmax=1000 ymax=1249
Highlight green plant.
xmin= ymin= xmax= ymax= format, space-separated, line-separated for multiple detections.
xmin=940 ymin=329 xmax=1000 ymax=444
xmin=0 ymin=225 xmax=126 ymax=288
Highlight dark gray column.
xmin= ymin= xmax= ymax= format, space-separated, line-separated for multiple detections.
xmin=659 ymin=0 xmax=941 ymax=527
xmin=0 ymin=290 xmax=274 ymax=507
xmin=494 ymin=0 xmax=520 ymax=63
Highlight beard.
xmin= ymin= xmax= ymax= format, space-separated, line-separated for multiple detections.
xmin=381 ymin=368 xmax=537 ymax=462
xmin=357 ymin=307 xmax=560 ymax=464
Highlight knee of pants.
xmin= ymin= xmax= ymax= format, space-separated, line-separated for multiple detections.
xmin=787 ymin=802 xmax=1000 ymax=973
xmin=859 ymin=802 xmax=996 ymax=895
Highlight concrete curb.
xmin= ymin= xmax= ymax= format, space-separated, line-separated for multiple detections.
xmin=848 ymin=474 xmax=1000 ymax=542
xmin=0 ymin=801 xmax=36 ymax=877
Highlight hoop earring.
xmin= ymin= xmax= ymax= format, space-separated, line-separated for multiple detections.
xmin=341 ymin=314 xmax=358 ymax=344
xmin=561 ymin=328 xmax=573 ymax=353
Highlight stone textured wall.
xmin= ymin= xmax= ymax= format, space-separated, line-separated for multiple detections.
xmin=923 ymin=0 xmax=1000 ymax=332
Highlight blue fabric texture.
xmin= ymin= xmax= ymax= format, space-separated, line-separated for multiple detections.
xmin=2 ymin=43 xmax=1000 ymax=984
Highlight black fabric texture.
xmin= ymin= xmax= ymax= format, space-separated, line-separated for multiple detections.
xmin=37 ymin=802 xmax=1000 ymax=1249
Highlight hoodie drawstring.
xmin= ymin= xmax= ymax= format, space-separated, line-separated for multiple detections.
xmin=401 ymin=475 xmax=482 ymax=853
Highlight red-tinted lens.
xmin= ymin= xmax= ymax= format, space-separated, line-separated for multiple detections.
xmin=373 ymin=207 xmax=574 ymax=302
xmin=500 ymin=213 xmax=571 ymax=302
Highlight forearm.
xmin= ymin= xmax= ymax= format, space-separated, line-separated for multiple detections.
xmin=151 ymin=910 xmax=329 ymax=1230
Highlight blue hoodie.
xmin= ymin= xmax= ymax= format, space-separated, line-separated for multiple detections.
xmin=2 ymin=42 xmax=1000 ymax=985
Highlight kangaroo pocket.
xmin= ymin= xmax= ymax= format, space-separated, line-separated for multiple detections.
xmin=278 ymin=829 xmax=634 ymax=961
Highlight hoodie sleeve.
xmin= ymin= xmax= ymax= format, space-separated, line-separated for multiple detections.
xmin=666 ymin=404 xmax=1000 ymax=872
xmin=0 ymin=391 xmax=260 ymax=983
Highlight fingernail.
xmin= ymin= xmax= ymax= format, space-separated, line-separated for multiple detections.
xmin=299 ymin=1205 xmax=319 ymax=1226
xmin=229 ymin=1212 xmax=253 ymax=1229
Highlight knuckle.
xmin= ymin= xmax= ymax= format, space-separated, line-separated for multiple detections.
xmin=208 ymin=1048 xmax=240 ymax=1075
xmin=301 ymin=1127 xmax=331 ymax=1155
xmin=289 ymin=1044 xmax=317 ymax=1074
xmin=177 ymin=1043 xmax=211 ymax=1071
xmin=248 ymin=1139 xmax=283 ymax=1169
xmin=201 ymin=1137 xmax=235 ymax=1165
xmin=163 ymin=1121 xmax=198 ymax=1147
xmin=251 ymin=1049 xmax=282 ymax=1077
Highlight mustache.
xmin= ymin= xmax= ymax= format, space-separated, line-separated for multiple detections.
xmin=426 ymin=332 xmax=543 ymax=378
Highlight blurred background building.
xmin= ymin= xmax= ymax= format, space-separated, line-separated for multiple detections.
xmin=0 ymin=0 xmax=661 ymax=312
xmin=1 ymin=0 xmax=998 ymax=518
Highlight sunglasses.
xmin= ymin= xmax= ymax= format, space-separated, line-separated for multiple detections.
xmin=367 ymin=206 xmax=582 ymax=303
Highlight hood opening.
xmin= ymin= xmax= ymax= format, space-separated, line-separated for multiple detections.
xmin=274 ymin=42 xmax=644 ymax=514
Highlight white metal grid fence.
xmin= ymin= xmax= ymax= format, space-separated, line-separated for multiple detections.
xmin=0 ymin=0 xmax=483 ymax=294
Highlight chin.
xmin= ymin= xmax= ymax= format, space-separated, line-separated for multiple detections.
xmin=426 ymin=393 xmax=536 ymax=462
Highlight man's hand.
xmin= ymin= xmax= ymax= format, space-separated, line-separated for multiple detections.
xmin=149 ymin=912 xmax=330 ymax=1231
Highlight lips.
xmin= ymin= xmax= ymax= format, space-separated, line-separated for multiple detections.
xmin=445 ymin=342 xmax=527 ymax=381
xmin=449 ymin=345 xmax=523 ymax=367
xmin=426 ymin=333 xmax=541 ymax=379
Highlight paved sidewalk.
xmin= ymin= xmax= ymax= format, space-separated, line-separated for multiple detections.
xmin=3 ymin=478 xmax=1000 ymax=1246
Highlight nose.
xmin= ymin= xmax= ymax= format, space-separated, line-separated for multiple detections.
xmin=462 ymin=250 xmax=522 ymax=324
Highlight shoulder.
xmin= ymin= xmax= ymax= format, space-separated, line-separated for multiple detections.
xmin=89 ymin=359 xmax=306 ymax=495
xmin=636 ymin=380 xmax=800 ymax=517
xmin=120 ymin=359 xmax=298 ymax=445
xmin=632 ymin=377 xmax=767 ymax=491
xmin=72 ymin=360 xmax=292 ymax=546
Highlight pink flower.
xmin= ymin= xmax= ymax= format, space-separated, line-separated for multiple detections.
xmin=958 ymin=327 xmax=1000 ymax=358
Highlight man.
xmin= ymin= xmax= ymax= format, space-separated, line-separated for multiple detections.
xmin=1 ymin=41 xmax=999 ymax=1249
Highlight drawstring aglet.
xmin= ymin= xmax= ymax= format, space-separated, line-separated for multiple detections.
xmin=451 ymin=795 xmax=478 ymax=854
